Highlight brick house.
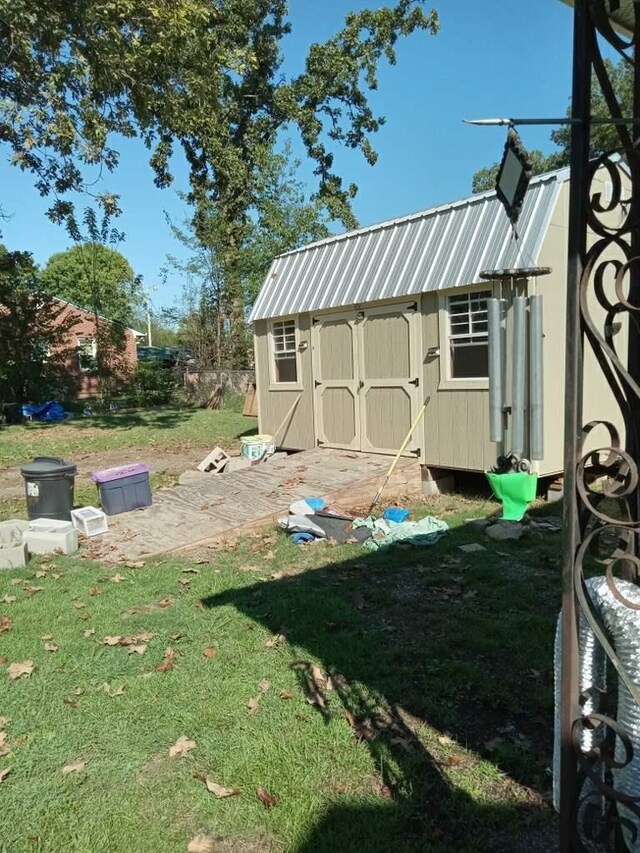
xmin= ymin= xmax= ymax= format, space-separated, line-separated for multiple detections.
xmin=51 ymin=298 xmax=143 ymax=397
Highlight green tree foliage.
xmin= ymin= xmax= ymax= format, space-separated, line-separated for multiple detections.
xmin=471 ymin=57 xmax=633 ymax=193
xmin=167 ymin=146 xmax=331 ymax=368
xmin=0 ymin=0 xmax=438 ymax=232
xmin=0 ymin=248 xmax=78 ymax=404
xmin=41 ymin=244 xmax=139 ymax=325
xmin=41 ymin=210 xmax=140 ymax=403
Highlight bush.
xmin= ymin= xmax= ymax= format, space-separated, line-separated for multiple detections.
xmin=129 ymin=362 xmax=177 ymax=406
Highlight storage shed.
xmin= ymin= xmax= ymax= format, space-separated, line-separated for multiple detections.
xmin=250 ymin=163 xmax=622 ymax=484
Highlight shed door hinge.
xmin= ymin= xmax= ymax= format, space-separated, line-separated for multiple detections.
xmin=314 ymin=380 xmax=322 ymax=388
xmin=312 ymin=317 xmax=319 ymax=325
xmin=409 ymin=377 xmax=419 ymax=387
xmin=407 ymin=301 xmax=418 ymax=312
xmin=412 ymin=447 xmax=421 ymax=457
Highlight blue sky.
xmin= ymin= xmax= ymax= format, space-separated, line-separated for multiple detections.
xmin=0 ymin=1 xmax=577 ymax=312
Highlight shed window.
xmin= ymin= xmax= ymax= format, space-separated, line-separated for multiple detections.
xmin=271 ymin=320 xmax=298 ymax=383
xmin=77 ymin=336 xmax=97 ymax=372
xmin=447 ymin=291 xmax=489 ymax=379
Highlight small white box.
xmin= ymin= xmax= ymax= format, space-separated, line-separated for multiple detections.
xmin=26 ymin=518 xmax=78 ymax=555
xmin=71 ymin=506 xmax=109 ymax=537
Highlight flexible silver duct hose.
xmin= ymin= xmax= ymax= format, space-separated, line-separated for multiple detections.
xmin=554 ymin=576 xmax=640 ymax=850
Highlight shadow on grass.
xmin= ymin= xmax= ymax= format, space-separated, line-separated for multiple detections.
xmin=202 ymin=505 xmax=562 ymax=852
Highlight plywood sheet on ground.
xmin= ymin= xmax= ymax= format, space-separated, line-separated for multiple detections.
xmin=86 ymin=448 xmax=419 ymax=562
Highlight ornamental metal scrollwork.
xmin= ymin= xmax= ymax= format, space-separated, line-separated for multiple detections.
xmin=562 ymin=2 xmax=640 ymax=851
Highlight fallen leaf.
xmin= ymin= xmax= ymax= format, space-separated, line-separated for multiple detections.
xmin=72 ymin=601 xmax=86 ymax=609
xmin=89 ymin=587 xmax=102 ymax=597
xmin=188 ymin=834 xmax=217 ymax=853
xmin=131 ymin=631 xmax=154 ymax=643
xmin=448 ymin=754 xmax=462 ymax=767
xmin=127 ymin=644 xmax=147 ymax=655
xmin=311 ymin=664 xmax=327 ymax=688
xmin=0 ymin=616 xmax=13 ymax=635
xmin=124 ymin=562 xmax=144 ymax=570
xmin=279 ymin=690 xmax=293 ymax=700
xmin=0 ymin=768 xmax=10 ymax=783
xmin=41 ymin=634 xmax=53 ymax=640
xmin=14 ymin=736 xmax=27 ymax=746
xmin=247 ymin=696 xmax=260 ymax=715
xmin=0 ymin=657 xmax=6 ymax=665
xmin=179 ymin=577 xmax=191 ymax=586
xmin=110 ymin=573 xmax=127 ymax=583
xmin=258 ymin=679 xmax=271 ymax=694
xmin=35 ymin=570 xmax=47 ymax=579
xmin=256 ymin=787 xmax=277 ymax=808
xmin=2 ymin=595 xmax=16 ymax=604
xmin=63 ymin=698 xmax=79 ymax=709
xmin=195 ymin=773 xmax=242 ymax=799
xmin=169 ymin=736 xmax=196 ymax=758
xmin=372 ymin=780 xmax=394 ymax=799
xmin=74 ymin=687 xmax=84 ymax=695
xmin=0 ymin=732 xmax=9 ymax=756
xmin=264 ymin=633 xmax=286 ymax=649
xmin=10 ymin=578 xmax=21 ymax=585
xmin=51 ymin=573 xmax=61 ymax=580
xmin=0 ymin=718 xmax=9 ymax=728
xmin=83 ymin=629 xmax=96 ymax=638
xmin=44 ymin=643 xmax=59 ymax=652
xmin=203 ymin=645 xmax=217 ymax=659
xmin=158 ymin=597 xmax=173 ymax=608
xmin=102 ymin=683 xmax=125 ymax=697
xmin=62 ymin=759 xmax=85 ymax=775
xmin=102 ymin=636 xmax=122 ymax=646
xmin=155 ymin=648 xmax=176 ymax=673
xmin=7 ymin=661 xmax=34 ymax=680
xmin=182 ymin=567 xmax=200 ymax=573
xmin=39 ymin=554 xmax=51 ymax=564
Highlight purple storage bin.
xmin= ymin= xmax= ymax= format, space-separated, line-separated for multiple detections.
xmin=91 ymin=463 xmax=152 ymax=515
xmin=91 ymin=463 xmax=150 ymax=484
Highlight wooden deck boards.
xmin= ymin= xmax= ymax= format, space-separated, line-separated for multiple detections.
xmin=87 ymin=448 xmax=419 ymax=562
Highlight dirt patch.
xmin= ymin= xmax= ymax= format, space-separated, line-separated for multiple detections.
xmin=0 ymin=448 xmax=206 ymax=500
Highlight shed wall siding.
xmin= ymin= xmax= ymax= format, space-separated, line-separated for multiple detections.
xmin=254 ymin=316 xmax=315 ymax=450
xmin=534 ymin=179 xmax=569 ymax=476
xmin=421 ymin=293 xmax=494 ymax=471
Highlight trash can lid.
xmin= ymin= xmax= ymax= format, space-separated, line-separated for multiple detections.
xmin=20 ymin=456 xmax=77 ymax=477
xmin=91 ymin=462 xmax=150 ymax=483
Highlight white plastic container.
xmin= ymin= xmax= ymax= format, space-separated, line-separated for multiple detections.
xmin=71 ymin=506 xmax=109 ymax=537
xmin=26 ymin=518 xmax=78 ymax=555
xmin=240 ymin=434 xmax=275 ymax=461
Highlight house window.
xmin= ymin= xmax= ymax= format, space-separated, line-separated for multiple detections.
xmin=447 ymin=291 xmax=489 ymax=379
xmin=271 ymin=319 xmax=298 ymax=383
xmin=77 ymin=337 xmax=97 ymax=372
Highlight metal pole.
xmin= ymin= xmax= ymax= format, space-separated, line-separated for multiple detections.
xmin=511 ymin=296 xmax=526 ymax=456
xmin=561 ymin=0 xmax=592 ymax=848
xmin=529 ymin=294 xmax=544 ymax=461
xmin=488 ymin=298 xmax=503 ymax=443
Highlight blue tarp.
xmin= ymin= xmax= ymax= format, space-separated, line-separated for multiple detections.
xmin=21 ymin=401 xmax=66 ymax=422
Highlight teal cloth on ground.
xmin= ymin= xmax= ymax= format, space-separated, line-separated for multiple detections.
xmin=353 ymin=515 xmax=448 ymax=551
xmin=486 ymin=472 xmax=538 ymax=521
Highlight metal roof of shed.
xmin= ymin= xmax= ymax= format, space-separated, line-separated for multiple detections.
xmin=249 ymin=167 xmax=568 ymax=322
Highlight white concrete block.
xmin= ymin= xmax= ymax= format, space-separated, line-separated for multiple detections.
xmin=0 ymin=520 xmax=29 ymax=568
xmin=26 ymin=518 xmax=78 ymax=555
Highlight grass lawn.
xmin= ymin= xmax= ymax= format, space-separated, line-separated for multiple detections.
xmin=0 ymin=495 xmax=562 ymax=853
xmin=0 ymin=406 xmax=256 ymax=468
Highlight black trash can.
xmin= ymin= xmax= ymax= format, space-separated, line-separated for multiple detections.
xmin=20 ymin=457 xmax=77 ymax=521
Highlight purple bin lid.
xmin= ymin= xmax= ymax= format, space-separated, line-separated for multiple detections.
xmin=91 ymin=462 xmax=150 ymax=484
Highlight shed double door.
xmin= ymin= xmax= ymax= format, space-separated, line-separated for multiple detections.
xmin=312 ymin=305 xmax=420 ymax=455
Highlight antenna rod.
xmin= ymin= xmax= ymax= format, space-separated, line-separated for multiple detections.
xmin=464 ymin=117 xmax=640 ymax=126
